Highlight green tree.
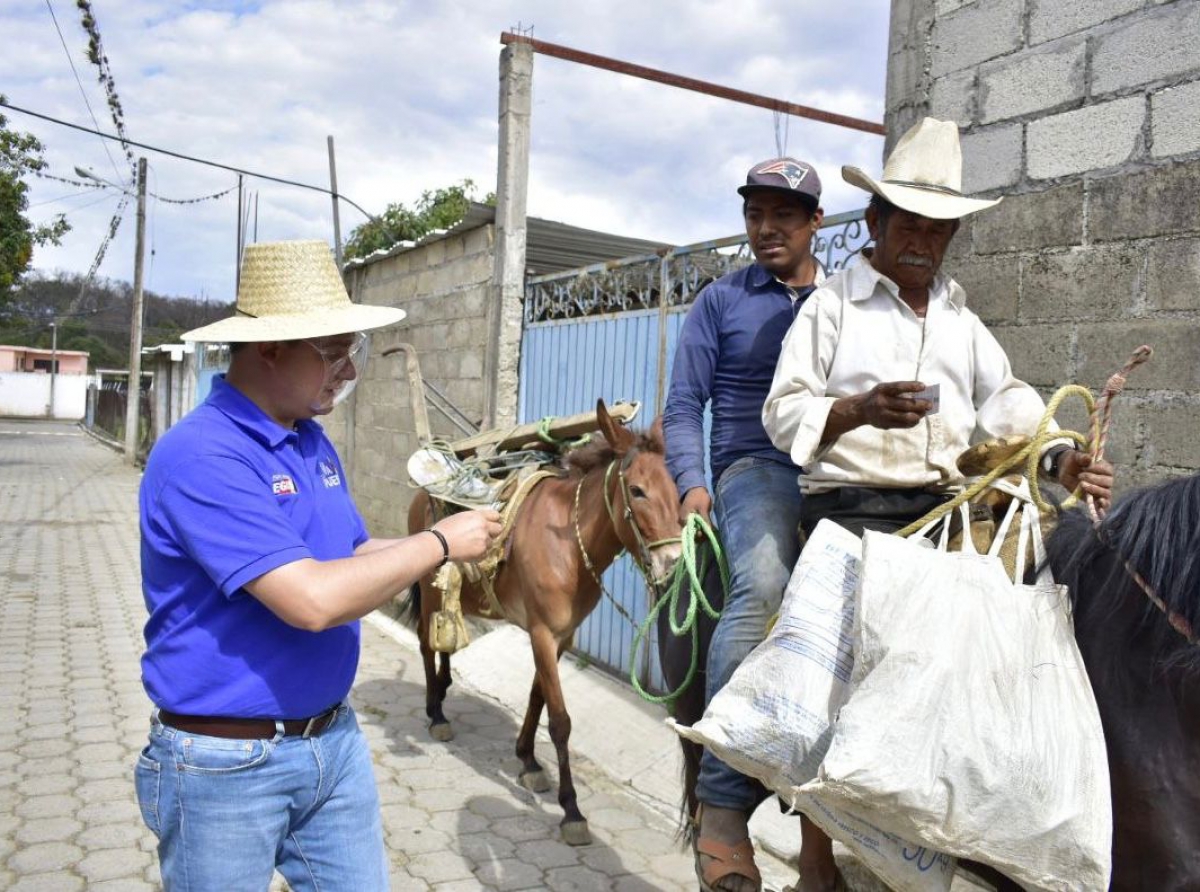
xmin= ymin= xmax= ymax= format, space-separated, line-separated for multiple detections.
xmin=0 ymin=97 xmax=70 ymax=297
xmin=343 ymin=180 xmax=494 ymax=261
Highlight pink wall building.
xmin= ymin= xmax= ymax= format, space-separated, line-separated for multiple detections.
xmin=0 ymin=346 xmax=90 ymax=375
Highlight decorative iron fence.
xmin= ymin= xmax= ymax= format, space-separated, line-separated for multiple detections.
xmin=524 ymin=209 xmax=868 ymax=324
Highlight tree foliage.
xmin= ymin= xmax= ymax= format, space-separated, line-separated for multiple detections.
xmin=343 ymin=179 xmax=494 ymax=261
xmin=0 ymin=97 xmax=71 ymax=297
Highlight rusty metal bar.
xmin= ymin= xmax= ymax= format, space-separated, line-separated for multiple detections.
xmin=500 ymin=31 xmax=886 ymax=137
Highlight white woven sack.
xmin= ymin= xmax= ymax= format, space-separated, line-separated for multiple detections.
xmin=671 ymin=519 xmax=861 ymax=791
xmin=805 ymin=528 xmax=1112 ymax=892
xmin=670 ymin=520 xmax=956 ymax=892
xmin=793 ymin=792 xmax=957 ymax=892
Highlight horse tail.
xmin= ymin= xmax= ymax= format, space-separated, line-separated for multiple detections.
xmin=399 ymin=578 xmax=422 ymax=631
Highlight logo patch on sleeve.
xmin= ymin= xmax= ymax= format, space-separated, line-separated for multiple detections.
xmin=318 ymin=459 xmax=342 ymax=489
xmin=272 ymin=474 xmax=298 ymax=496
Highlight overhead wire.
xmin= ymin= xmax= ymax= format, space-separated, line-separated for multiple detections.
xmin=28 ymin=189 xmax=103 ymax=208
xmin=1 ymin=100 xmax=377 ymax=221
xmin=44 ymin=190 xmax=123 ymax=214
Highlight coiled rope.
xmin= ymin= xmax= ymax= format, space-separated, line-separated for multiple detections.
xmin=895 ymin=344 xmax=1153 ymax=537
xmin=630 ymin=513 xmax=727 ymax=704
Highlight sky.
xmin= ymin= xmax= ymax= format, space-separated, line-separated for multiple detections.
xmin=2 ymin=0 xmax=889 ymax=302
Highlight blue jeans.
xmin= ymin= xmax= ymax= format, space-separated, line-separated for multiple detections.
xmin=135 ymin=704 xmax=387 ymax=891
xmin=697 ymin=457 xmax=804 ymax=811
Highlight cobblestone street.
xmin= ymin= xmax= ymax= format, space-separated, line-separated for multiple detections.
xmin=0 ymin=419 xmax=700 ymax=891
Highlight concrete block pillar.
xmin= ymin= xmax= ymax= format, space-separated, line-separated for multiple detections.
xmin=484 ymin=41 xmax=533 ymax=430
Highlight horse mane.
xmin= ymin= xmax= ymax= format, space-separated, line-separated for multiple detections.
xmin=559 ymin=430 xmax=663 ymax=477
xmin=1046 ymin=473 xmax=1200 ymax=674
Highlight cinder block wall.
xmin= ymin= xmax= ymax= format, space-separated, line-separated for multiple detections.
xmin=889 ymin=0 xmax=1200 ymax=486
xmin=327 ymin=225 xmax=496 ymax=536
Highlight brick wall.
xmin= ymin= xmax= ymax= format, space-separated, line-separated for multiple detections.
xmin=889 ymin=0 xmax=1200 ymax=485
xmin=326 ymin=225 xmax=496 ymax=536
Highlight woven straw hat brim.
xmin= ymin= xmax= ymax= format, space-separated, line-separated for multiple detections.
xmin=180 ymin=238 xmax=407 ymax=342
xmin=181 ymin=303 xmax=406 ymax=343
xmin=842 ymin=165 xmax=1000 ymax=220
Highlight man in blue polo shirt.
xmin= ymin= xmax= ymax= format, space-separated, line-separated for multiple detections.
xmin=663 ymin=159 xmax=824 ymax=892
xmin=136 ymin=240 xmax=501 ymax=892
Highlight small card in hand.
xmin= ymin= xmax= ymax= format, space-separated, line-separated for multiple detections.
xmin=909 ymin=383 xmax=940 ymax=414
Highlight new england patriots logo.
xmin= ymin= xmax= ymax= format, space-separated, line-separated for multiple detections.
xmin=756 ymin=159 xmax=810 ymax=190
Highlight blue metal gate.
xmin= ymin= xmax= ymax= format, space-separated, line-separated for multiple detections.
xmin=517 ymin=212 xmax=868 ymax=689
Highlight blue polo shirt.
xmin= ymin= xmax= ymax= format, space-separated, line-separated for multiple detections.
xmin=663 ymin=263 xmax=816 ymax=494
xmin=139 ymin=376 xmax=369 ymax=718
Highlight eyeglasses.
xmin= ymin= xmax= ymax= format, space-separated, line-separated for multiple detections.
xmin=302 ymin=332 xmax=368 ymax=376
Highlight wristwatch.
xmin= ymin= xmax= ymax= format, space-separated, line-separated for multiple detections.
xmin=1043 ymin=446 xmax=1069 ymax=481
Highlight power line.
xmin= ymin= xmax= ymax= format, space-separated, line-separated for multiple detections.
xmin=66 ymin=167 xmax=237 ymax=205
xmin=43 ymin=0 xmax=122 ymax=180
xmin=1 ymin=99 xmax=377 ymax=221
xmin=28 ymin=188 xmax=102 ymax=208
xmin=31 ymin=189 xmax=121 ymax=213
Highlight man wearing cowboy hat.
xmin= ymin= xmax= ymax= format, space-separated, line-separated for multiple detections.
xmin=763 ymin=119 xmax=1114 ymax=890
xmin=663 ymin=156 xmax=824 ymax=892
xmin=135 ymin=240 xmax=502 ymax=891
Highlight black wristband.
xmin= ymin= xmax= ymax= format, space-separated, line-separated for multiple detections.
xmin=427 ymin=528 xmax=451 ymax=566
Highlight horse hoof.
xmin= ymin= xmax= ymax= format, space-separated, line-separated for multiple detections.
xmin=519 ymin=770 xmax=550 ymax=793
xmin=429 ymin=722 xmax=454 ymax=742
xmin=560 ymin=819 xmax=591 ymax=846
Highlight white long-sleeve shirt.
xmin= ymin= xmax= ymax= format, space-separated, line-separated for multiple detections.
xmin=763 ymin=254 xmax=1051 ymax=494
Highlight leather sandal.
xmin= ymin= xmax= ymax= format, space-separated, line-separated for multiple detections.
xmin=694 ymin=835 xmax=762 ymax=892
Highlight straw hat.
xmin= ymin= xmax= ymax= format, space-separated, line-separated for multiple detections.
xmin=841 ymin=117 xmax=1001 ymax=220
xmin=182 ymin=240 xmax=406 ymax=342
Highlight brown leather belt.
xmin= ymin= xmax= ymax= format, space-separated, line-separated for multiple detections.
xmin=159 ymin=704 xmax=340 ymax=740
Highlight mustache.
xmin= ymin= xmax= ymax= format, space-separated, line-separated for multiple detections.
xmin=898 ymin=253 xmax=933 ymax=267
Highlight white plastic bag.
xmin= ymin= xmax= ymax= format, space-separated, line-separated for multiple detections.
xmin=671 ymin=520 xmax=957 ymax=892
xmin=804 ymin=529 xmax=1112 ymax=892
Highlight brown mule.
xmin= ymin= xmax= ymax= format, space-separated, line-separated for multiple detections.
xmin=404 ymin=400 xmax=683 ymax=845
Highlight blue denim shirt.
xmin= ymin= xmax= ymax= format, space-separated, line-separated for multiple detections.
xmin=663 ymin=263 xmax=815 ymax=495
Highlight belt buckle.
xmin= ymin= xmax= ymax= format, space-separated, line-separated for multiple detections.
xmin=301 ymin=713 xmax=321 ymax=739
xmin=301 ymin=704 xmax=336 ymax=739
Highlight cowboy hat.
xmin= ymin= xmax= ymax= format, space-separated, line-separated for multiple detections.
xmin=841 ymin=117 xmax=1001 ymax=220
xmin=181 ymin=239 xmax=406 ymax=342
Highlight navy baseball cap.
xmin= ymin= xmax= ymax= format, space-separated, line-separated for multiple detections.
xmin=737 ymin=157 xmax=822 ymax=212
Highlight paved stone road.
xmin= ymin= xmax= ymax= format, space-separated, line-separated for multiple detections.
xmin=0 ymin=420 xmax=700 ymax=891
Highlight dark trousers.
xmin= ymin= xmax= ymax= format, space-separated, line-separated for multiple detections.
xmin=799 ymin=486 xmax=950 ymax=540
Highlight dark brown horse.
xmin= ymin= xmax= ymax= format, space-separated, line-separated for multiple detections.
xmin=662 ymin=474 xmax=1200 ymax=888
xmin=405 ymin=400 xmax=683 ymax=845
xmin=1043 ymin=473 xmax=1200 ymax=891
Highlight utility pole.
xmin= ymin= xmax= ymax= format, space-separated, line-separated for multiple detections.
xmin=235 ymin=173 xmax=244 ymax=291
xmin=327 ymin=136 xmax=343 ymax=267
xmin=48 ymin=320 xmax=58 ymax=418
xmin=124 ymin=156 xmax=147 ymax=463
xmin=327 ymin=135 xmax=356 ymax=478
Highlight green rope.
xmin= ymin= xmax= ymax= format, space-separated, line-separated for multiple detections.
xmin=536 ymin=415 xmax=592 ymax=449
xmin=630 ymin=513 xmax=727 ymax=705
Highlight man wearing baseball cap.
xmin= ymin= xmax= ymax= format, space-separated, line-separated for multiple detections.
xmin=663 ymin=157 xmax=824 ymax=891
